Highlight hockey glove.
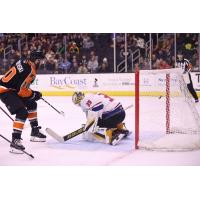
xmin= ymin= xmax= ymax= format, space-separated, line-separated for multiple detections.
xmin=30 ymin=91 xmax=42 ymax=101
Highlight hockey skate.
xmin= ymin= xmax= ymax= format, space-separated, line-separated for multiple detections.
xmin=116 ymin=123 xmax=130 ymax=135
xmin=105 ymin=123 xmax=130 ymax=146
xmin=110 ymin=129 xmax=130 ymax=145
xmin=119 ymin=128 xmax=131 ymax=138
xmin=10 ymin=138 xmax=25 ymax=154
xmin=105 ymin=129 xmax=126 ymax=146
xmin=30 ymin=126 xmax=46 ymax=142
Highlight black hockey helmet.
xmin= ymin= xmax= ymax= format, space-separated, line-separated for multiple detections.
xmin=30 ymin=50 xmax=44 ymax=62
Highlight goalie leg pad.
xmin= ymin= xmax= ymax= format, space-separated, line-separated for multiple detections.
xmin=105 ymin=128 xmax=117 ymax=144
xmin=82 ymin=131 xmax=105 ymax=143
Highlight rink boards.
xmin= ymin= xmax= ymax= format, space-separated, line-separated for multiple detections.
xmin=31 ymin=72 xmax=200 ymax=97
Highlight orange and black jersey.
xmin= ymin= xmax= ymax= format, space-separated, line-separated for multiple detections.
xmin=0 ymin=59 xmax=36 ymax=98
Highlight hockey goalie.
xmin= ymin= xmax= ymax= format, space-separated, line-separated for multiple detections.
xmin=72 ymin=91 xmax=130 ymax=145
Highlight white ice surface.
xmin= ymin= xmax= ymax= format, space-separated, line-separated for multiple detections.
xmin=0 ymin=96 xmax=200 ymax=166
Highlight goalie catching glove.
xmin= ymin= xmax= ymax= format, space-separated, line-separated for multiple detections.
xmin=84 ymin=110 xmax=99 ymax=132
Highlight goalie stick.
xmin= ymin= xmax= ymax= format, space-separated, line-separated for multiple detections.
xmin=46 ymin=104 xmax=133 ymax=143
xmin=46 ymin=127 xmax=84 ymax=143
xmin=46 ymin=126 xmax=131 ymax=145
xmin=46 ymin=118 xmax=96 ymax=142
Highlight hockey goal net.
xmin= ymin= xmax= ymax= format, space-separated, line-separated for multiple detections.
xmin=135 ymin=67 xmax=200 ymax=151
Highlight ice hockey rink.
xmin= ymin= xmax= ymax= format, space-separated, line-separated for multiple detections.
xmin=1 ymin=96 xmax=200 ymax=166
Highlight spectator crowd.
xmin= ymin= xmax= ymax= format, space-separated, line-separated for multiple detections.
xmin=0 ymin=33 xmax=199 ymax=74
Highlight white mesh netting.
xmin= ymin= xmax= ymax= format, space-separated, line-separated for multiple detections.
xmin=137 ymin=68 xmax=200 ymax=151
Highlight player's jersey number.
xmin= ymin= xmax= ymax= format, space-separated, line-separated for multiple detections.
xmin=2 ymin=67 xmax=16 ymax=83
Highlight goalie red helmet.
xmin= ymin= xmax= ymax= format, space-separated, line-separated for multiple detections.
xmin=72 ymin=91 xmax=85 ymax=105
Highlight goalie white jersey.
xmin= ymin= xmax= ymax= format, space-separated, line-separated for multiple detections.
xmin=80 ymin=93 xmax=121 ymax=118
xmin=76 ymin=92 xmax=128 ymax=146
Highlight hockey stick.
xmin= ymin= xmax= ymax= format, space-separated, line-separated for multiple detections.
xmin=46 ymin=120 xmax=96 ymax=143
xmin=0 ymin=106 xmax=14 ymax=121
xmin=46 ymin=104 xmax=133 ymax=143
xmin=41 ymin=98 xmax=65 ymax=116
xmin=0 ymin=134 xmax=34 ymax=159
xmin=0 ymin=106 xmax=30 ymax=128
xmin=46 ymin=127 xmax=84 ymax=143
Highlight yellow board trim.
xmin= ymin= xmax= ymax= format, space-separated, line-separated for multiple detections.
xmin=41 ymin=91 xmax=200 ymax=97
